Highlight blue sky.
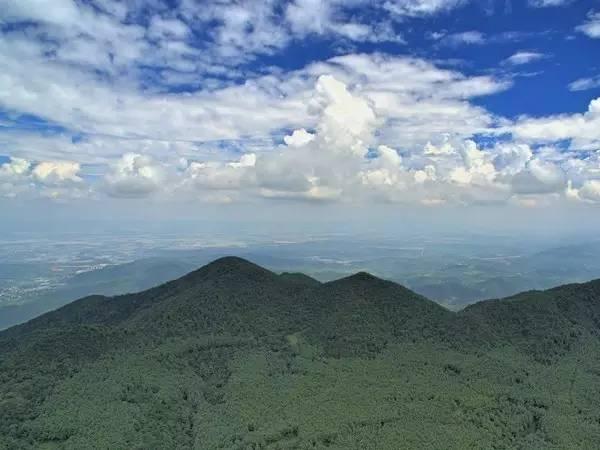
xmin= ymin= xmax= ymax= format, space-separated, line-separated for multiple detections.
xmin=1 ymin=0 xmax=600 ymax=210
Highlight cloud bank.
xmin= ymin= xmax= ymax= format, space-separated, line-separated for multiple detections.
xmin=0 ymin=0 xmax=599 ymax=209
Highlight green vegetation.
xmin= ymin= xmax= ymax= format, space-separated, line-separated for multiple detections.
xmin=1 ymin=257 xmax=600 ymax=449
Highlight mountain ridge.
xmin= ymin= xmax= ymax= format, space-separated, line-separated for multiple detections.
xmin=6 ymin=255 xmax=600 ymax=336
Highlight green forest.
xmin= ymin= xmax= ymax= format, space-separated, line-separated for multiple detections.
xmin=1 ymin=257 xmax=600 ymax=449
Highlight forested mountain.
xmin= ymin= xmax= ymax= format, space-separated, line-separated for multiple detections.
xmin=1 ymin=257 xmax=600 ymax=449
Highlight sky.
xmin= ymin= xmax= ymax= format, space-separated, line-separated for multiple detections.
xmin=1 ymin=0 xmax=600 ymax=231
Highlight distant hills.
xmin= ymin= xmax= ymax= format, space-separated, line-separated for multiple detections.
xmin=1 ymin=257 xmax=600 ymax=448
xmin=0 ymin=258 xmax=196 ymax=330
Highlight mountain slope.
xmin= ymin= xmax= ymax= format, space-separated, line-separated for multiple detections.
xmin=1 ymin=257 xmax=600 ymax=449
xmin=460 ymin=279 xmax=600 ymax=362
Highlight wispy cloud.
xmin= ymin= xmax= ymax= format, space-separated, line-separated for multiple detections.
xmin=568 ymin=75 xmax=600 ymax=91
xmin=528 ymin=0 xmax=573 ymax=8
xmin=432 ymin=30 xmax=542 ymax=47
xmin=383 ymin=0 xmax=468 ymax=17
xmin=503 ymin=51 xmax=546 ymax=65
xmin=434 ymin=31 xmax=486 ymax=46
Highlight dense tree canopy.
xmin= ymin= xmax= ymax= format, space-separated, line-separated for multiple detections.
xmin=1 ymin=257 xmax=600 ymax=449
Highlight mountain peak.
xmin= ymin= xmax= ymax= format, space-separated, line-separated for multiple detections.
xmin=348 ymin=271 xmax=381 ymax=281
xmin=327 ymin=271 xmax=389 ymax=287
xmin=185 ymin=256 xmax=276 ymax=283
xmin=205 ymin=256 xmax=262 ymax=269
xmin=323 ymin=271 xmax=435 ymax=306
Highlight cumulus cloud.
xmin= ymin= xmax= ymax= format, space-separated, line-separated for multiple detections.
xmin=104 ymin=153 xmax=166 ymax=198
xmin=183 ymin=153 xmax=256 ymax=194
xmin=3 ymin=70 xmax=597 ymax=207
xmin=565 ymin=176 xmax=600 ymax=204
xmin=161 ymin=75 xmax=576 ymax=206
xmin=510 ymin=159 xmax=566 ymax=195
xmin=492 ymin=143 xmax=533 ymax=175
xmin=0 ymin=157 xmax=32 ymax=198
xmin=310 ymin=53 xmax=510 ymax=151
xmin=1 ymin=70 xmax=588 ymax=206
xmin=0 ymin=156 xmax=84 ymax=198
xmin=0 ymin=157 xmax=30 ymax=179
xmin=579 ymin=180 xmax=600 ymax=202
xmin=254 ymin=75 xmax=379 ymax=201
xmin=284 ymin=129 xmax=316 ymax=148
xmin=32 ymin=161 xmax=82 ymax=184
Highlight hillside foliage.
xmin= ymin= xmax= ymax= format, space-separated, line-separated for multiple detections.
xmin=1 ymin=257 xmax=600 ymax=449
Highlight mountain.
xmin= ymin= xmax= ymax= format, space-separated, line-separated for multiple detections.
xmin=461 ymin=279 xmax=600 ymax=363
xmin=1 ymin=257 xmax=600 ymax=449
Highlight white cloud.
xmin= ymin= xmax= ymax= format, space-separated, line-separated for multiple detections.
xmin=1 ymin=2 xmax=595 ymax=208
xmin=314 ymin=74 xmax=377 ymax=154
xmin=511 ymin=97 xmax=600 ymax=150
xmin=503 ymin=51 xmax=546 ymax=65
xmin=183 ymin=153 xmax=256 ymax=194
xmin=383 ymin=0 xmax=467 ymax=17
xmin=32 ymin=161 xmax=82 ymax=184
xmin=0 ymin=157 xmax=32 ymax=198
xmin=0 ymin=157 xmax=83 ymax=188
xmin=310 ymin=53 xmax=509 ymax=150
xmin=285 ymin=0 xmax=404 ymax=43
xmin=0 ymin=156 xmax=85 ymax=198
xmin=492 ymin=143 xmax=533 ymax=175
xmin=147 ymin=16 xmax=190 ymax=41
xmin=577 ymin=11 xmax=600 ymax=39
xmin=424 ymin=140 xmax=455 ymax=156
xmin=0 ymin=32 xmax=312 ymax=141
xmin=0 ymin=47 xmax=509 ymax=161
xmin=0 ymin=49 xmax=519 ymax=205
xmin=579 ymin=180 xmax=600 ymax=202
xmin=528 ymin=0 xmax=572 ymax=7
xmin=104 ymin=153 xmax=167 ymax=198
xmin=284 ymin=129 xmax=316 ymax=148
xmin=0 ymin=157 xmax=30 ymax=178
xmin=432 ymin=30 xmax=539 ymax=47
xmin=253 ymin=75 xmax=378 ymax=201
xmin=285 ymin=0 xmax=334 ymax=36
xmin=510 ymin=159 xmax=566 ymax=195
xmin=2 ymin=72 xmax=593 ymax=207
xmin=166 ymin=76 xmax=572 ymax=206
xmin=568 ymin=75 xmax=600 ymax=91
xmin=440 ymin=31 xmax=486 ymax=46
xmin=565 ymin=174 xmax=600 ymax=204
xmin=2 ymin=0 xmax=82 ymax=28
